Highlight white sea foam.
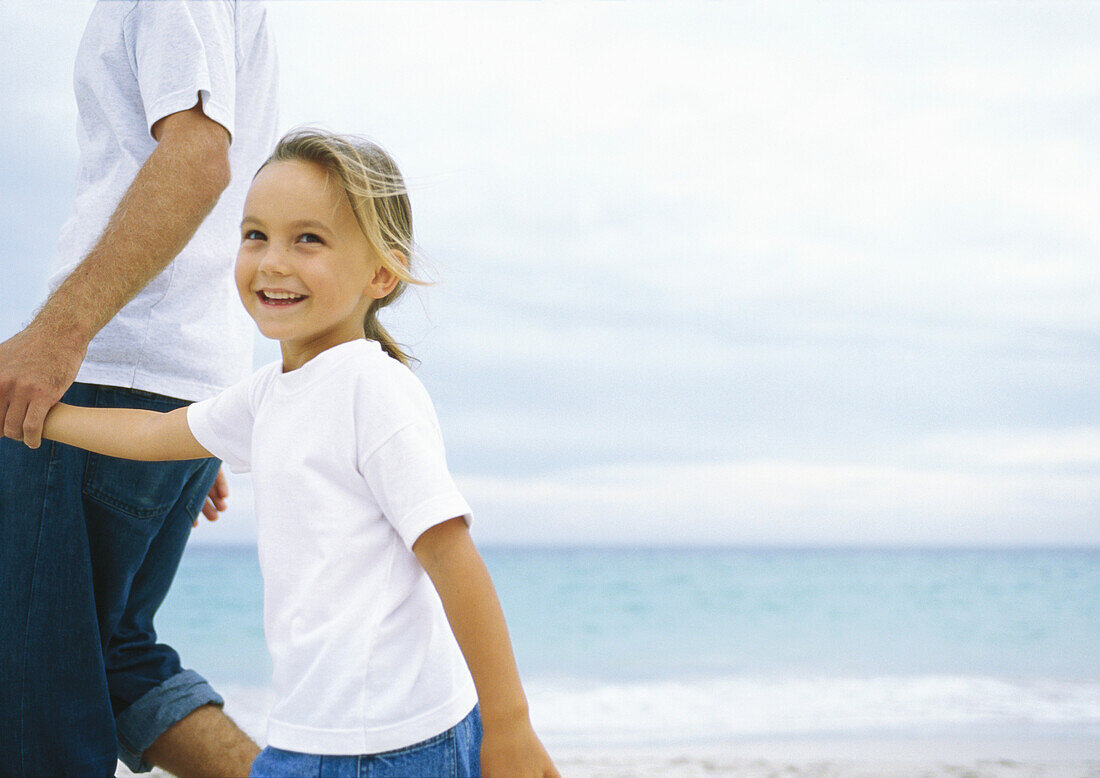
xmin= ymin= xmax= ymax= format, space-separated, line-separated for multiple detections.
xmin=213 ymin=675 xmax=1100 ymax=749
xmin=523 ymin=676 xmax=1100 ymax=747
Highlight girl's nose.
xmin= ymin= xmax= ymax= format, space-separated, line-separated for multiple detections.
xmin=256 ymin=245 xmax=290 ymax=275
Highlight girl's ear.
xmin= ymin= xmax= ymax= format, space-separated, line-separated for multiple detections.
xmin=364 ymin=250 xmax=406 ymax=300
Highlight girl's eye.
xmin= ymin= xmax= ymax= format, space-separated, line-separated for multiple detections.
xmin=243 ymin=229 xmax=266 ymax=241
xmin=297 ymin=233 xmax=323 ymax=245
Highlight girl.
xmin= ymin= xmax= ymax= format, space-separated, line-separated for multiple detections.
xmin=41 ymin=130 xmax=559 ymax=778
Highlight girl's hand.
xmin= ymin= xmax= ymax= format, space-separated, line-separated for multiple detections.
xmin=194 ymin=467 xmax=229 ymax=527
xmin=481 ymin=717 xmax=560 ymax=778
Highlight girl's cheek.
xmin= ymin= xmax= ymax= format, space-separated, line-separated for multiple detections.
xmin=234 ymin=254 xmax=254 ymax=297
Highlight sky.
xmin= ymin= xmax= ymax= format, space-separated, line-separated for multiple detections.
xmin=1 ymin=1 xmax=1098 ymax=546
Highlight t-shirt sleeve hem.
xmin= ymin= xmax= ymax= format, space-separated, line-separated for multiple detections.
xmin=145 ymin=88 xmax=234 ymax=142
xmin=187 ymin=400 xmax=251 ymax=474
xmin=394 ymin=493 xmax=473 ymax=551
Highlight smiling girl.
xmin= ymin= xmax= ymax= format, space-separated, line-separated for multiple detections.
xmin=41 ymin=130 xmax=558 ymax=778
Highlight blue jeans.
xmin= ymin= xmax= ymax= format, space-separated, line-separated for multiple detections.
xmin=0 ymin=383 xmax=225 ymax=777
xmin=250 ymin=706 xmax=482 ymax=778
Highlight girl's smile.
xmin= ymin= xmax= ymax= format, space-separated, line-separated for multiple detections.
xmin=236 ymin=159 xmax=397 ymax=371
xmin=257 ymin=289 xmax=308 ymax=305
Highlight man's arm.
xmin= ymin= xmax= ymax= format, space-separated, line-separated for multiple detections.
xmin=0 ymin=102 xmax=230 ymax=448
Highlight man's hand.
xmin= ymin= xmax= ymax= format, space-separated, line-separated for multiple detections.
xmin=0 ymin=322 xmax=87 ymax=449
xmin=195 ymin=467 xmax=229 ymax=527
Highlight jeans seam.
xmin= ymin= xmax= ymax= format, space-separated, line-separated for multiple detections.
xmin=117 ymin=731 xmax=141 ymax=762
xmin=20 ymin=440 xmax=61 ymax=778
xmin=383 ymin=728 xmax=451 ymax=756
xmin=177 ymin=458 xmax=220 ymax=527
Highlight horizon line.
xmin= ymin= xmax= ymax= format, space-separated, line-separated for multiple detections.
xmin=186 ymin=541 xmax=1100 ymax=552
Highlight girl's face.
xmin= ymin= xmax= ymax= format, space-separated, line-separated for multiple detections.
xmin=236 ymin=159 xmax=393 ymax=370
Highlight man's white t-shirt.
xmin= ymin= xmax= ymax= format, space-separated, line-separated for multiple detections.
xmin=187 ymin=339 xmax=478 ymax=754
xmin=50 ymin=0 xmax=279 ymax=402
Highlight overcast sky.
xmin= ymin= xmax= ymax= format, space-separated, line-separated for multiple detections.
xmin=2 ymin=2 xmax=1098 ymax=546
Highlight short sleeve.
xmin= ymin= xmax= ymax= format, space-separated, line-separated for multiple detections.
xmin=125 ymin=0 xmax=237 ymax=140
xmin=359 ymin=421 xmax=473 ymax=551
xmin=187 ymin=373 xmax=256 ymax=473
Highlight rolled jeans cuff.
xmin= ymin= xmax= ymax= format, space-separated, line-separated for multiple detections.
xmin=116 ymin=669 xmax=225 ymax=773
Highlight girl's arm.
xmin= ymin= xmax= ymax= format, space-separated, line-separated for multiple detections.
xmin=413 ymin=518 xmax=559 ymax=778
xmin=42 ymin=402 xmax=212 ymax=461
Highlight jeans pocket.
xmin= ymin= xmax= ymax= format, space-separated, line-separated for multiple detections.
xmin=82 ymin=454 xmax=205 ymax=520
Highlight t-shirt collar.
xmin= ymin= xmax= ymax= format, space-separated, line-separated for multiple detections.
xmin=274 ymin=339 xmax=380 ymax=394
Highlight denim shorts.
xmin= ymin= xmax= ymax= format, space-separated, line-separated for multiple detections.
xmin=0 ymin=383 xmax=223 ymax=777
xmin=249 ymin=706 xmax=482 ymax=778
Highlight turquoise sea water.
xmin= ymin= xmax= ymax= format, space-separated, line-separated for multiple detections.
xmin=157 ymin=546 xmax=1100 ymax=745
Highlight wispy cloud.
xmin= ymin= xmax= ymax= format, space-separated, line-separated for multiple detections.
xmin=6 ymin=2 xmax=1099 ymax=545
xmin=456 ymin=429 xmax=1100 ymax=546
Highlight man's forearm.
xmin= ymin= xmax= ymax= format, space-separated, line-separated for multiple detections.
xmin=37 ymin=110 xmax=230 ymax=346
xmin=0 ymin=106 xmax=230 ymax=448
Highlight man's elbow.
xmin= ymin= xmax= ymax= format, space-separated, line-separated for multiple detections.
xmin=161 ymin=134 xmax=231 ymax=206
xmin=172 ymin=137 xmax=230 ymax=210
xmin=189 ymin=125 xmax=231 ymax=199
xmin=199 ymin=145 xmax=231 ymax=199
xmin=154 ymin=105 xmax=233 ymax=200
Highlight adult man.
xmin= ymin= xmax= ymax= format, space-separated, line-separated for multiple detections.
xmin=0 ymin=2 xmax=277 ymax=776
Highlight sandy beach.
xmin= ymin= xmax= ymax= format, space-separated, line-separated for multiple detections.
xmin=118 ymin=703 xmax=1100 ymax=778
xmin=120 ymin=742 xmax=1100 ymax=778
xmin=548 ymin=738 xmax=1100 ymax=777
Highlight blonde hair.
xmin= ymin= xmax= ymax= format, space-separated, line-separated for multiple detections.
xmin=263 ymin=128 xmax=424 ymax=366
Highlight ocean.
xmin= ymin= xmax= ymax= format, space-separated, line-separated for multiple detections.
xmin=156 ymin=546 xmax=1100 ymax=751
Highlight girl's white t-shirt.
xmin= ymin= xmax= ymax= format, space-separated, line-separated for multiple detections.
xmin=187 ymin=339 xmax=477 ymax=754
xmin=51 ymin=0 xmax=279 ymax=402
